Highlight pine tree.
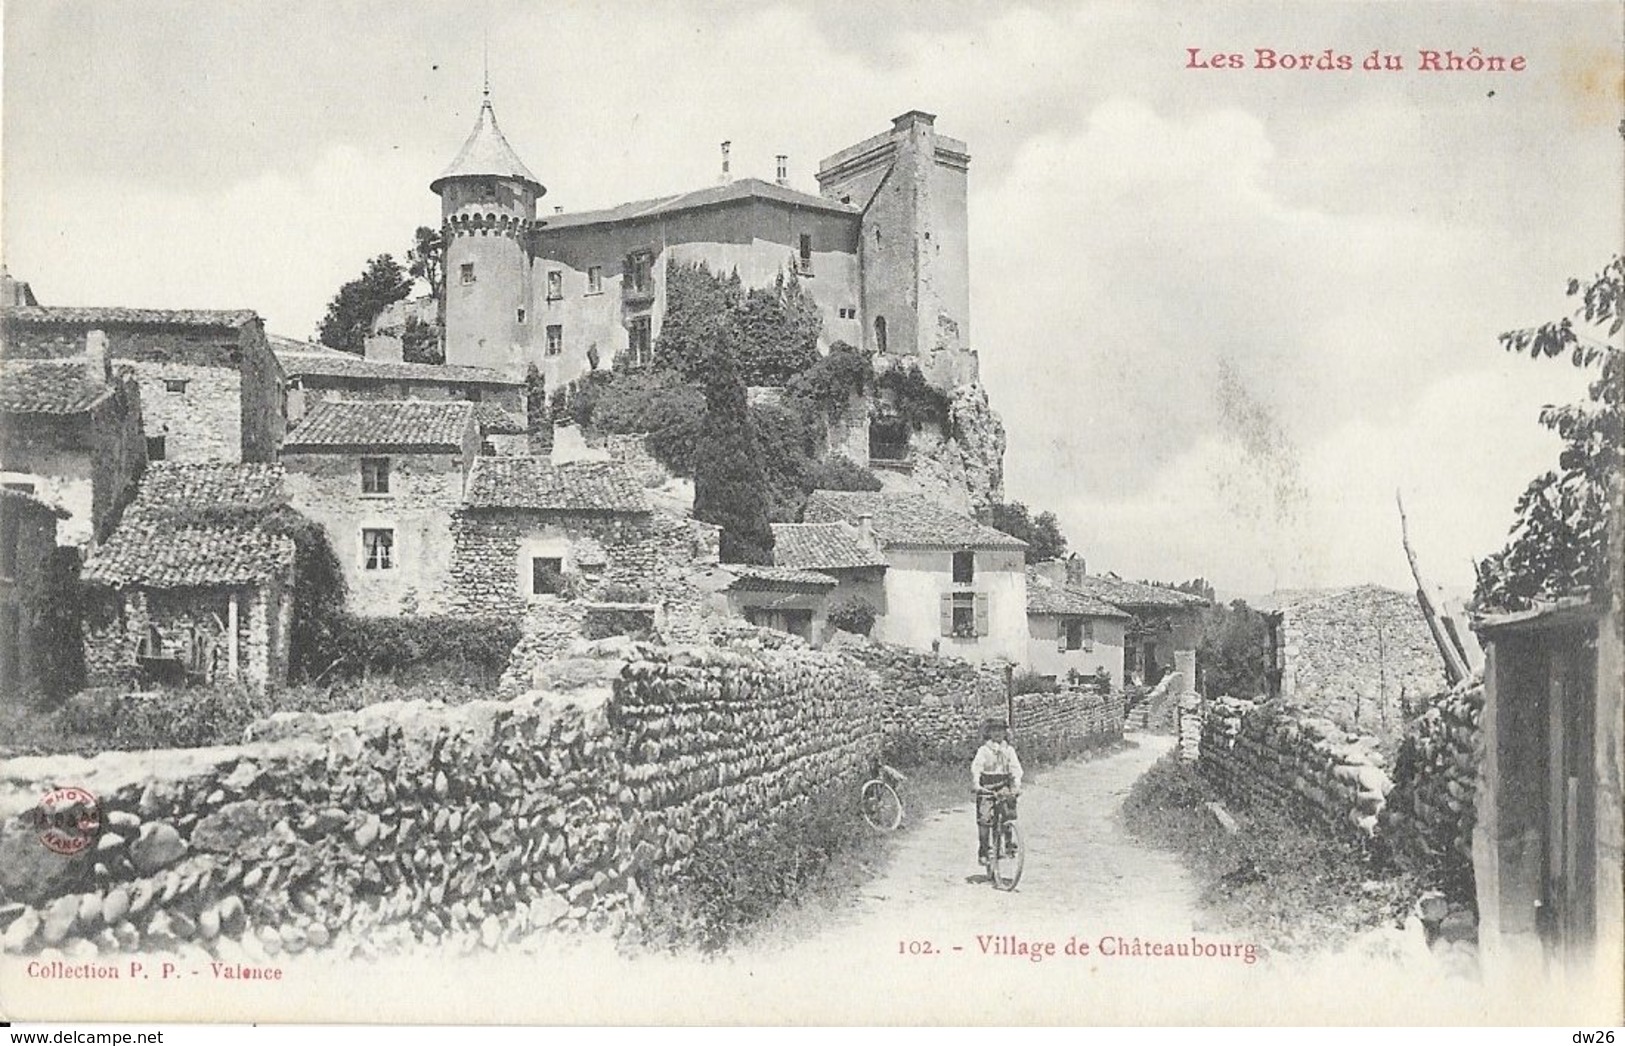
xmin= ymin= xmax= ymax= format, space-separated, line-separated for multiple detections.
xmin=315 ymin=254 xmax=412 ymax=354
xmin=693 ymin=328 xmax=775 ymax=564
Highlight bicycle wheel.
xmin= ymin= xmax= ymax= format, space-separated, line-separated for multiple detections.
xmin=860 ymin=779 xmax=903 ymax=831
xmin=990 ymin=818 xmax=1024 ymax=891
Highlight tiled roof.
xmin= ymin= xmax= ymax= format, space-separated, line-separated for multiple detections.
xmin=83 ymin=462 xmax=295 ymax=588
xmin=282 ymin=400 xmax=473 ymax=451
xmin=724 ymin=564 xmax=838 ymax=590
xmin=273 ymin=345 xmax=522 ymax=386
xmin=464 ymin=457 xmax=648 ymax=513
xmin=2 ymin=305 xmax=256 ymax=328
xmin=473 ymin=401 xmax=527 ymax=435
xmin=0 ymin=359 xmax=115 ymax=414
xmin=771 ymin=521 xmax=887 ymax=570
xmin=543 ymin=178 xmax=858 ymax=231
xmin=1068 ymin=573 xmax=1208 ymax=611
xmin=802 ymin=490 xmax=1027 ymax=550
xmin=0 ymin=486 xmax=70 ymax=519
xmin=129 ymin=462 xmax=285 ymax=514
xmin=431 ymin=99 xmax=543 ymax=193
xmin=1025 ymin=568 xmax=1131 ymax=618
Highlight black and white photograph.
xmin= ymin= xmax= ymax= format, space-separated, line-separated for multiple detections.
xmin=0 ymin=0 xmax=1620 ymax=1030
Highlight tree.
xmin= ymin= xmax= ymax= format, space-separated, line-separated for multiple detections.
xmin=316 ymin=254 xmax=412 ymax=355
xmin=693 ymin=332 xmax=775 ymax=564
xmin=401 ymin=315 xmax=443 ymax=365
xmin=406 ymin=225 xmax=444 ymax=300
xmin=1197 ymin=599 xmax=1272 ymax=699
xmin=1175 ymin=578 xmax=1217 ymax=603
xmin=650 ymin=262 xmax=743 ymax=381
xmin=1475 ymin=255 xmax=1622 ymax=610
xmin=976 ymin=500 xmax=1069 ymax=561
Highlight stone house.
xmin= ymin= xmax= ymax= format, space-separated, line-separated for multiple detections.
xmin=696 ymin=564 xmax=837 ymax=644
xmin=281 ymin=400 xmax=479 ymax=616
xmin=1258 ymin=584 xmax=1449 ymax=735
xmin=0 ymin=487 xmax=70 ymax=700
xmin=1030 ymin=560 xmax=1206 ymax=689
xmin=0 ymin=351 xmax=146 ymax=546
xmin=802 ymin=490 xmax=1027 ymax=664
xmin=270 ymin=337 xmax=527 ymax=452
xmin=80 ymin=462 xmax=296 ymax=693
xmin=770 ymin=519 xmax=888 ymax=640
xmin=1024 ymin=566 xmax=1131 ymax=685
xmin=1 ymin=304 xmax=283 ymax=463
xmin=1470 ymin=597 xmax=1624 ymax=982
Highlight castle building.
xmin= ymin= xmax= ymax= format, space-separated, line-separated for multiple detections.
xmin=432 ymin=100 xmax=978 ymax=396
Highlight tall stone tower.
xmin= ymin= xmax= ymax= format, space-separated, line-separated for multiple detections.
xmin=431 ymin=92 xmax=544 ymax=375
xmin=817 ymin=111 xmax=974 ymax=391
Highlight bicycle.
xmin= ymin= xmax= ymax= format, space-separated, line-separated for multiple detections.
xmin=860 ymin=763 xmax=908 ymax=831
xmin=978 ymin=785 xmax=1024 ymax=891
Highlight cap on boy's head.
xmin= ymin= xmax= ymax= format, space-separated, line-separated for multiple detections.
xmin=982 ymin=718 xmax=1009 ymax=739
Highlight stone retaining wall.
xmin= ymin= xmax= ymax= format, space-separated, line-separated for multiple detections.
xmin=0 ymin=639 xmax=879 ymax=960
xmin=1379 ymin=683 xmax=1483 ymax=897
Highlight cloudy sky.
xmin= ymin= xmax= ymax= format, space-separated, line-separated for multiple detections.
xmin=4 ymin=1 xmax=1621 ymax=598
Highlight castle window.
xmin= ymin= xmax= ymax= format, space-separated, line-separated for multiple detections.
xmin=361 ymin=457 xmax=391 ymax=495
xmin=628 ymin=316 xmax=653 ymax=367
xmin=952 ymin=550 xmax=975 ymax=585
xmin=587 ymin=266 xmax=603 ymax=294
xmin=874 ymin=316 xmax=888 ymax=353
xmin=146 ymin=436 xmax=166 ymax=461
xmin=624 ymin=250 xmax=654 ymax=301
xmin=797 ymin=233 xmax=814 ymax=275
xmin=460 ymin=262 xmax=476 ymax=285
xmin=547 ymin=270 xmax=563 ymax=301
xmin=164 ymin=379 xmax=189 ymax=394
xmin=517 ymin=308 xmax=527 ymax=324
xmin=363 ymin=528 xmax=395 ymax=570
xmin=545 ymin=325 xmax=563 ymax=356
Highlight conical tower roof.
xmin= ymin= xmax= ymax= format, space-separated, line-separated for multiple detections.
xmin=430 ymin=96 xmax=545 ymax=196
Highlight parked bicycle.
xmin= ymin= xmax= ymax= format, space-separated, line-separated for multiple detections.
xmin=860 ymin=762 xmax=908 ymax=831
xmin=977 ymin=784 xmax=1024 ymax=890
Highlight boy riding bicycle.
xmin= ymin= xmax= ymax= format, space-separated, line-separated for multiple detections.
xmin=972 ymin=717 xmax=1023 ymax=862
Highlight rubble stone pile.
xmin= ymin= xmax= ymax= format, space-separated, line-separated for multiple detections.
xmin=0 ymin=639 xmax=878 ymax=961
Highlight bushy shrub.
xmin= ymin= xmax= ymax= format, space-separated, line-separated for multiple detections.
xmin=804 ymin=455 xmax=883 ymax=492
xmin=57 ymin=686 xmax=267 ymax=750
xmin=787 ymin=341 xmax=872 ymax=414
xmin=1011 ymin=670 xmax=1059 ymax=695
xmin=318 ymin=614 xmax=521 ymax=681
xmin=827 ymin=595 xmax=877 ymax=636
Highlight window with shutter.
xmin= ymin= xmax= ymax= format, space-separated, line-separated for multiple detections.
xmin=973 ymin=593 xmax=990 ymax=636
xmin=1084 ymin=620 xmax=1096 ymax=652
xmin=940 ymin=593 xmax=955 ymax=636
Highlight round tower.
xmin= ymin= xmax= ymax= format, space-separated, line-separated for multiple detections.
xmin=431 ymin=93 xmax=544 ymax=375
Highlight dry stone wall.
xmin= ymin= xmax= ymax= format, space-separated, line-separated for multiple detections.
xmin=0 ymin=639 xmax=879 ymax=960
xmin=837 ymin=642 xmax=1121 ymax=766
xmin=1198 ymin=681 xmax=1485 ymax=904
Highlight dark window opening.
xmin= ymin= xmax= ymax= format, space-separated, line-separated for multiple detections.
xmin=4 ymin=482 xmax=37 ymax=494
xmin=146 ymin=436 xmax=166 ymax=461
xmin=363 ymin=528 xmax=394 ymax=570
xmin=517 ymin=307 xmax=527 ymax=324
xmin=361 ymin=457 xmax=391 ymax=495
xmin=545 ymin=324 xmax=563 ymax=356
xmin=624 ymin=251 xmax=654 ymax=299
xmin=460 ymin=262 xmax=476 ymax=285
xmin=587 ymin=266 xmax=603 ymax=294
xmin=546 ymin=270 xmax=563 ymax=301
xmin=798 ymin=233 xmax=813 ymax=274
xmin=531 ymin=556 xmax=565 ymax=595
xmin=952 ymin=550 xmax=975 ymax=585
xmin=868 ymin=417 xmax=909 ymax=463
xmin=874 ymin=315 xmax=888 ymax=353
xmin=164 ymin=379 xmax=189 ymax=394
xmin=628 ymin=316 xmax=653 ymax=367
xmin=1064 ymin=618 xmax=1084 ymax=651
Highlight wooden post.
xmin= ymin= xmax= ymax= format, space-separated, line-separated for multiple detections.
xmin=1004 ymin=662 xmax=1015 ymax=733
xmin=227 ymin=591 xmax=240 ymax=680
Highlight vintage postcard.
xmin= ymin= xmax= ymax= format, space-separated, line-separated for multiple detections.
xmin=0 ymin=0 xmax=1621 ymax=1029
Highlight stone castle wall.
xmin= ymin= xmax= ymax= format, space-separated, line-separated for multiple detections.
xmin=0 ymin=639 xmax=880 ymax=959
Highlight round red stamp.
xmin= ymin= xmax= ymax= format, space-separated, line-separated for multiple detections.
xmin=34 ymin=786 xmax=101 ymax=856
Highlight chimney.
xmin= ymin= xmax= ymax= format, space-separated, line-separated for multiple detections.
xmin=1065 ymin=553 xmax=1088 ymax=587
xmin=720 ymin=141 xmax=732 ymax=184
xmin=775 ymin=155 xmax=788 ymax=187
xmin=856 ymin=513 xmax=876 ymax=550
xmin=83 ymin=329 xmax=110 ymax=387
